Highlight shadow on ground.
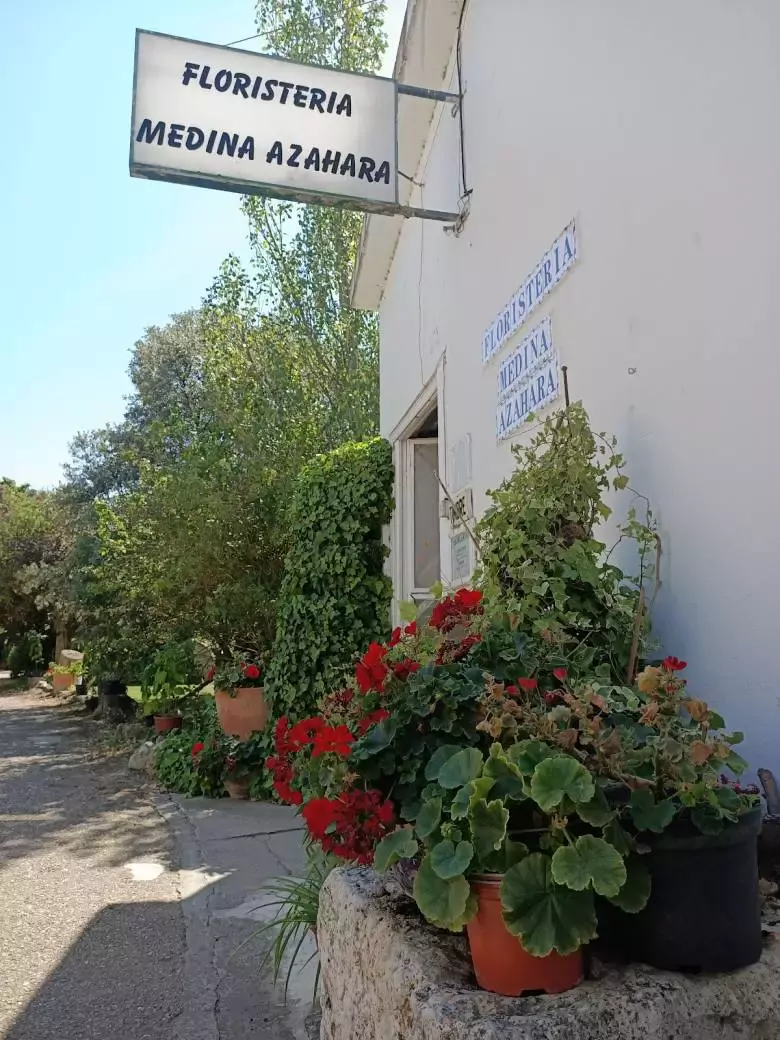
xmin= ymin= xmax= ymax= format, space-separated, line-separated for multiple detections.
xmin=3 ymin=901 xmax=185 ymax=1040
xmin=0 ymin=698 xmax=163 ymax=871
xmin=0 ymin=692 xmax=312 ymax=1040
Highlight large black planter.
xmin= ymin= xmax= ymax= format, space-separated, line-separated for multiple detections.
xmin=599 ymin=807 xmax=763 ymax=973
xmin=97 ymin=679 xmax=136 ymax=721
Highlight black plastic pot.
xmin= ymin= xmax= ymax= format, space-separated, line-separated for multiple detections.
xmin=98 ymin=679 xmax=136 ymax=721
xmin=599 ymin=807 xmax=763 ymax=972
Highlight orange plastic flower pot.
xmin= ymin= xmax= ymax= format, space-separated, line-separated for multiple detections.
xmin=466 ymin=876 xmax=583 ymax=996
xmin=215 ymin=687 xmax=268 ymax=741
xmin=52 ymin=672 xmax=73 ymax=692
xmin=153 ymin=715 xmax=183 ymax=735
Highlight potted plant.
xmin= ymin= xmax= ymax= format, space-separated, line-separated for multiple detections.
xmin=212 ymin=651 xmax=268 ymax=740
xmin=268 ymin=594 xmax=644 ymax=996
xmin=190 ymin=731 xmax=266 ymax=797
xmin=222 ymin=734 xmax=266 ymax=798
xmin=572 ymin=658 xmax=763 ymax=972
xmin=46 ymin=660 xmax=81 ymax=693
xmin=140 ymin=643 xmax=200 ymax=734
xmin=373 ymin=730 xmax=649 ymax=996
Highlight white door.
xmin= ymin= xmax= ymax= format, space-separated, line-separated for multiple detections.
xmin=402 ymin=438 xmax=441 ymax=604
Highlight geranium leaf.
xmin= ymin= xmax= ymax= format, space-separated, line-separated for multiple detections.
xmin=530 ymin=756 xmax=595 ymax=812
xmin=425 ymin=745 xmax=462 ymax=781
xmin=724 ymin=750 xmax=749 ymax=775
xmin=691 ymin=806 xmax=726 ymax=835
xmin=603 ymin=819 xmax=636 ymax=856
xmin=501 ymin=853 xmax=597 ymax=956
xmin=507 ymin=740 xmax=557 ymax=775
xmin=607 ymin=856 xmax=651 ymax=913
xmin=416 ymin=797 xmax=442 ymax=839
xmin=468 ymin=797 xmax=509 ymax=862
xmin=483 ymin=742 xmax=527 ymax=800
xmin=413 ymin=854 xmax=471 ymax=929
xmin=551 ymin=835 xmax=626 ymax=897
xmin=450 ymin=777 xmax=495 ymax=820
xmin=629 ymin=789 xmax=676 ymax=833
xmin=430 ymin=839 xmax=474 ymax=880
xmin=373 ymin=826 xmax=419 ymax=873
xmin=437 ymin=748 xmax=484 ymax=789
xmin=573 ymin=787 xmax=614 ymax=827
xmin=505 ymin=838 xmax=529 ymax=869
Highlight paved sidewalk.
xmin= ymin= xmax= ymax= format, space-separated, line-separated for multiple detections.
xmin=161 ymin=794 xmax=313 ymax=1040
xmin=0 ymin=690 xmax=312 ymax=1040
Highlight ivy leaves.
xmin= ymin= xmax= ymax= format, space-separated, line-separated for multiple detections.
xmin=265 ymin=438 xmax=394 ymax=726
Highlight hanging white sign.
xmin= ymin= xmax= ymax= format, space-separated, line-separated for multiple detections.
xmin=496 ymin=353 xmax=562 ymax=440
xmin=130 ymin=30 xmax=398 ymax=207
xmin=497 ymin=316 xmax=553 ymax=400
xmin=482 ymin=222 xmax=577 ymax=365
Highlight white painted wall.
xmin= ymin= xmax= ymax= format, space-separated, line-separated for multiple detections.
xmin=373 ymin=0 xmax=780 ymax=775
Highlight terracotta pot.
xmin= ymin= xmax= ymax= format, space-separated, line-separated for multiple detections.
xmin=466 ymin=876 xmax=583 ymax=996
xmin=224 ymin=776 xmax=251 ymax=799
xmin=52 ymin=672 xmax=73 ymax=692
xmin=153 ymin=714 xmax=183 ymax=734
xmin=215 ymin=686 xmax=268 ymax=741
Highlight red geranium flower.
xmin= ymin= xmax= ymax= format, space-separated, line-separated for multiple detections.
xmin=355 ymin=642 xmax=389 ymax=694
xmin=454 ymin=587 xmax=483 ymax=611
xmin=191 ymin=742 xmax=205 ymax=757
xmin=662 ymin=656 xmax=687 ymax=672
xmin=275 ymin=781 xmax=302 ymax=805
xmin=517 ymin=677 xmax=538 ymax=691
xmin=552 ymin=667 xmax=568 ymax=682
xmin=505 ymin=685 xmax=519 ymax=696
xmin=312 ymin=724 xmax=355 ymax=758
xmin=389 ymin=627 xmax=402 ymax=647
xmin=357 ymin=708 xmax=390 ymax=735
xmin=391 ymin=659 xmax=421 ymax=682
xmin=288 ymin=716 xmax=326 ymax=748
xmin=274 ymin=716 xmax=293 ymax=754
xmin=205 ymin=666 xmax=216 ymax=682
xmin=243 ymin=663 xmax=260 ymax=680
xmin=404 ymin=621 xmax=418 ymax=636
xmin=302 ymin=798 xmax=341 ymax=840
xmin=545 ymin=691 xmax=564 ymax=706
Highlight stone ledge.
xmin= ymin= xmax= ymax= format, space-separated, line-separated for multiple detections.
xmin=317 ymin=867 xmax=780 ymax=1040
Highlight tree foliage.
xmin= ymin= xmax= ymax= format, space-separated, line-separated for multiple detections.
xmin=4 ymin=1 xmax=391 ymax=683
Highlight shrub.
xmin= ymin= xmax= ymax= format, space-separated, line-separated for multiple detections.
xmin=7 ymin=631 xmax=45 ymax=677
xmin=265 ymin=438 xmax=394 ymax=726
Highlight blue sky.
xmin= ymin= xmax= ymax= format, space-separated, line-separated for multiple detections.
xmin=0 ymin=0 xmax=406 ymax=488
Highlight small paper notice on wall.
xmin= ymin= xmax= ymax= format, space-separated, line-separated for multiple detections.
xmin=450 ymin=531 xmax=471 ymax=582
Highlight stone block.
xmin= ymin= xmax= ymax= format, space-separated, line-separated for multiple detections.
xmin=317 ymin=868 xmax=780 ymax=1040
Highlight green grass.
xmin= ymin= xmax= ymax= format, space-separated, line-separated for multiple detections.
xmin=125 ymin=684 xmax=214 ymax=704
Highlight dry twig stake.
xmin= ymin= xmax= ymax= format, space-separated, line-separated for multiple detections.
xmin=626 ymin=587 xmax=645 ymax=684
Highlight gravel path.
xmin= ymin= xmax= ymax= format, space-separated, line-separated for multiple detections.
xmin=0 ymin=690 xmax=185 ymax=1040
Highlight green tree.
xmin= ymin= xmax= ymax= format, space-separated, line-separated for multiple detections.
xmin=0 ymin=480 xmax=70 ymax=660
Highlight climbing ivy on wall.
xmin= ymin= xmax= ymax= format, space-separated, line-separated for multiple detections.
xmin=265 ymin=437 xmax=394 ymax=724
